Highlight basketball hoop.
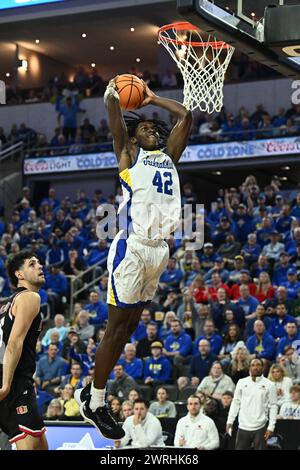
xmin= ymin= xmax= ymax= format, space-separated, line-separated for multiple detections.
xmin=158 ymin=22 xmax=235 ymax=113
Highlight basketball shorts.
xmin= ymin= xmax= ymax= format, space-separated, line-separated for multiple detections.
xmin=0 ymin=383 xmax=46 ymax=444
xmin=107 ymin=232 xmax=169 ymax=308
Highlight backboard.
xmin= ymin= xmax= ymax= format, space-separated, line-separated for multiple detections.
xmin=177 ymin=0 xmax=300 ymax=78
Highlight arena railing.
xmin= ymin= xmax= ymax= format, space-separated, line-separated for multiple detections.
xmin=25 ymin=126 xmax=300 ymax=159
xmin=0 ymin=141 xmax=24 ymax=162
xmin=68 ymin=257 xmax=108 ymax=319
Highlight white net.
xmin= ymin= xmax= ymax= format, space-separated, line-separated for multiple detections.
xmin=158 ymin=23 xmax=235 ymax=113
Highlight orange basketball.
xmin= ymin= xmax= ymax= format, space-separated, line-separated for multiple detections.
xmin=115 ymin=74 xmax=145 ymax=111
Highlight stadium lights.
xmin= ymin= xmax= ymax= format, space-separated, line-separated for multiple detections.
xmin=17 ymin=59 xmax=28 ymax=71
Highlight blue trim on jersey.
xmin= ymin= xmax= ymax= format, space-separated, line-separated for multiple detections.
xmin=111 ymin=274 xmax=149 ymax=309
xmin=118 ymin=192 xmax=133 ymax=236
xmin=119 ymin=176 xmax=133 ymax=196
xmin=119 ymin=178 xmax=133 ymax=236
xmin=112 ymin=237 xmax=127 ymax=273
xmin=129 ymin=148 xmax=141 ymax=169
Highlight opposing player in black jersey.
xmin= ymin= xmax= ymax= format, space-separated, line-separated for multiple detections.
xmin=0 ymin=251 xmax=48 ymax=450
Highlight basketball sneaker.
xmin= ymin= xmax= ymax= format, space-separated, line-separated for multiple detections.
xmin=75 ymin=384 xmax=125 ymax=440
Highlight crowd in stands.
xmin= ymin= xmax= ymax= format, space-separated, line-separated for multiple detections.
xmin=1 ymin=171 xmax=300 ymax=448
xmin=2 ymin=101 xmax=300 ymax=157
xmin=4 ymin=52 xmax=277 ymax=107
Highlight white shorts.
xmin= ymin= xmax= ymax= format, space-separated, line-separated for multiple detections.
xmin=107 ymin=231 xmax=169 ymax=308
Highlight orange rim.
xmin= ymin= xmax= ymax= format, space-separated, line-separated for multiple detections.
xmin=158 ymin=21 xmax=232 ymax=49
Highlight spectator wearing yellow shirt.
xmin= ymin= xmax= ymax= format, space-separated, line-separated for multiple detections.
xmin=59 ymin=384 xmax=80 ymax=418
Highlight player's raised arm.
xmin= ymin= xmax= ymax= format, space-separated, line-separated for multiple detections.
xmin=140 ymin=82 xmax=192 ymax=163
xmin=104 ymin=77 xmax=129 ymax=162
xmin=0 ymin=291 xmax=41 ymax=400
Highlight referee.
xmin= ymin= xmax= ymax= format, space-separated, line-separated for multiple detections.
xmin=226 ymin=358 xmax=277 ymax=450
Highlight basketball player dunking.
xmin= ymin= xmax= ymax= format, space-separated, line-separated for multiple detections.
xmin=75 ymin=78 xmax=192 ymax=438
xmin=0 ymin=252 xmax=48 ymax=450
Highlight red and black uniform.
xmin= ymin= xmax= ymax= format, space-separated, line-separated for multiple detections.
xmin=0 ymin=287 xmax=46 ymax=444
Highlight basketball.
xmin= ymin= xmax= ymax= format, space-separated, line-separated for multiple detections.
xmin=115 ymin=74 xmax=145 ymax=111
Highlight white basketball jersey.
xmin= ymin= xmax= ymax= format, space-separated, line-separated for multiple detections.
xmin=118 ymin=148 xmax=181 ymax=240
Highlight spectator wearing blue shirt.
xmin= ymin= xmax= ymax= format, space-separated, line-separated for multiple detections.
xmin=256 ymin=216 xmax=274 ymax=247
xmin=269 ymin=303 xmax=297 ymax=340
xmin=189 ymin=339 xmax=217 ymax=387
xmin=203 ymin=257 xmax=230 ymax=284
xmin=19 ymin=198 xmax=32 ymax=222
xmin=159 ymin=257 xmax=184 ymax=291
xmin=221 ymin=116 xmax=238 ymax=141
xmin=271 ymin=194 xmax=284 ymax=219
xmin=275 ymin=204 xmax=297 ymax=237
xmin=227 ymin=255 xmax=246 ymax=283
xmin=143 ymin=341 xmax=171 ymax=392
xmin=286 ymin=227 xmax=300 ymax=257
xmin=244 ymin=304 xmax=272 ymax=339
xmin=283 ymin=267 xmax=300 ymax=299
xmin=241 ymin=233 xmax=261 ymax=267
xmin=52 ymin=210 xmax=72 ymax=237
xmin=164 ymin=320 xmax=192 ymax=358
xmin=44 ymin=264 xmax=68 ymax=315
xmin=42 ymin=330 xmax=63 ymax=356
xmin=231 ymin=204 xmax=255 ymax=244
xmin=69 ymin=343 xmax=96 ymax=376
xmin=217 ymin=234 xmax=242 ymax=262
xmin=183 ymin=257 xmax=204 ymax=286
xmin=31 ymin=239 xmax=47 ymax=264
xmin=57 ymin=96 xmax=85 ymax=143
xmin=276 ymin=322 xmax=300 ymax=357
xmin=194 ymin=319 xmax=223 ymax=355
xmin=35 ymin=343 xmax=65 ymax=394
xmin=246 ymin=320 xmax=276 ymax=362
xmin=198 ymin=243 xmax=218 ymax=272
xmin=0 ymin=274 xmax=10 ymax=297
xmin=117 ymin=344 xmax=143 ymax=380
xmin=60 ymin=231 xmax=81 ymax=262
xmin=181 ymin=183 xmax=197 ymax=210
xmin=208 ymin=198 xmax=227 ymax=224
xmin=291 ymin=193 xmax=300 ymax=220
xmin=45 ymin=236 xmax=64 ymax=267
xmin=272 ymin=252 xmax=293 ymax=285
xmin=238 ymin=284 xmax=260 ymax=321
xmin=236 ymin=117 xmax=256 ymax=140
xmin=211 ymin=215 xmax=232 ymax=248
xmin=41 ymin=188 xmax=60 ymax=210
xmin=86 ymin=239 xmax=109 ymax=269
xmin=84 ymin=290 xmax=108 ymax=328
xmin=50 ymin=127 xmax=61 ymax=148
xmin=131 ymin=308 xmax=152 ymax=343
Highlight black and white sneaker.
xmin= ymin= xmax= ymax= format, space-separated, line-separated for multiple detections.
xmin=75 ymin=383 xmax=92 ymax=404
xmin=75 ymin=385 xmax=125 ymax=440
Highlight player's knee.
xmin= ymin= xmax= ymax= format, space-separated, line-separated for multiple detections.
xmin=106 ymin=321 xmax=129 ymax=344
